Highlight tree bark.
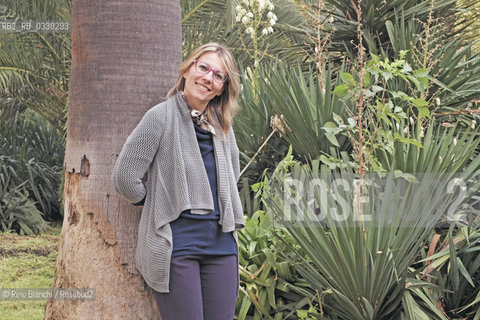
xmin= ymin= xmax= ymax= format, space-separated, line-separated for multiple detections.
xmin=44 ymin=1 xmax=181 ymax=319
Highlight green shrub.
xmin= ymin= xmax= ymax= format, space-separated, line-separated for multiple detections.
xmin=0 ymin=159 xmax=49 ymax=235
xmin=0 ymin=112 xmax=64 ymax=222
xmin=236 ymin=211 xmax=318 ymax=320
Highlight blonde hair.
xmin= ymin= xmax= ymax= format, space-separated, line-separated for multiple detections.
xmin=167 ymin=43 xmax=240 ymax=135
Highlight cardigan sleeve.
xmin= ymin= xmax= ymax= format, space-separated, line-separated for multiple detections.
xmin=228 ymin=126 xmax=241 ymax=183
xmin=112 ymin=107 xmax=165 ymax=204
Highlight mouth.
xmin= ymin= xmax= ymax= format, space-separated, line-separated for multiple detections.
xmin=195 ymin=82 xmax=211 ymax=92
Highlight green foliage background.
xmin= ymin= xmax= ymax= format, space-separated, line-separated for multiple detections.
xmin=1 ymin=0 xmax=480 ymax=319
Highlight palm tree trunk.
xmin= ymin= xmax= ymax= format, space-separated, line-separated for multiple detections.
xmin=44 ymin=1 xmax=181 ymax=319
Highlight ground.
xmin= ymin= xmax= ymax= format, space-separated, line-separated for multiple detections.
xmin=0 ymin=223 xmax=61 ymax=320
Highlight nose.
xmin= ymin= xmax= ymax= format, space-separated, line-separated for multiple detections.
xmin=202 ymin=70 xmax=214 ymax=81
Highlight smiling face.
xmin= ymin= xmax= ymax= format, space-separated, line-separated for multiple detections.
xmin=183 ymin=52 xmax=227 ymax=112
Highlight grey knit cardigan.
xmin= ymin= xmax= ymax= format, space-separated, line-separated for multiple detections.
xmin=112 ymin=93 xmax=245 ymax=293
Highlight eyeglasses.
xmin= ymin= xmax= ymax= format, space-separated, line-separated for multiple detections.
xmin=193 ymin=60 xmax=229 ymax=84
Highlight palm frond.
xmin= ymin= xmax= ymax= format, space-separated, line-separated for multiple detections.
xmin=0 ymin=0 xmax=71 ymax=131
xmin=181 ymin=0 xmax=309 ymax=66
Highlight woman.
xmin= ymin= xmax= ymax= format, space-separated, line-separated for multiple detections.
xmin=112 ymin=43 xmax=245 ymax=319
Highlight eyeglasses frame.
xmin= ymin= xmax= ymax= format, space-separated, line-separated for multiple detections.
xmin=193 ymin=59 xmax=229 ymax=84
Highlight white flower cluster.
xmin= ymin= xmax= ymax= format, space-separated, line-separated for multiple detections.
xmin=235 ymin=0 xmax=277 ymax=38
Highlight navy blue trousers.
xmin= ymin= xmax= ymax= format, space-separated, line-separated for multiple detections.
xmin=153 ymin=254 xmax=238 ymax=320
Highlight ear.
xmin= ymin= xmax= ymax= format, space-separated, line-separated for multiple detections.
xmin=182 ymin=66 xmax=191 ymax=79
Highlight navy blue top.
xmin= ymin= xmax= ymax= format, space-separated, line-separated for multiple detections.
xmin=170 ymin=122 xmax=236 ymax=257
